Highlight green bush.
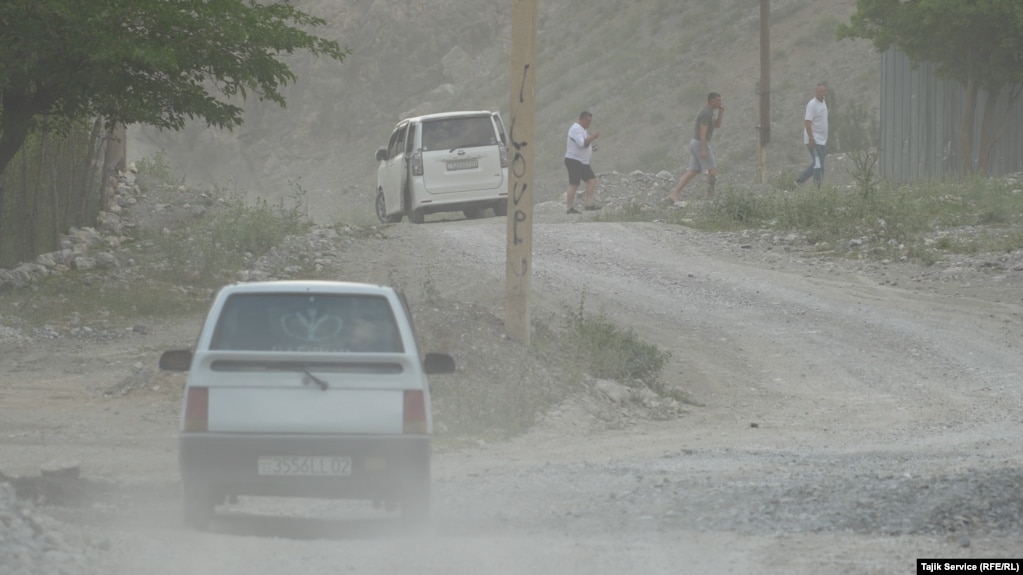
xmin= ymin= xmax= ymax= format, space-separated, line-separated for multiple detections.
xmin=560 ymin=301 xmax=671 ymax=386
xmin=603 ymin=173 xmax=1023 ymax=264
xmin=135 ymin=150 xmax=183 ymax=186
xmin=146 ymin=190 xmax=311 ymax=286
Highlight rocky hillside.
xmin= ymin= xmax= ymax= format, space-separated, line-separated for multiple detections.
xmin=129 ymin=0 xmax=879 ymax=223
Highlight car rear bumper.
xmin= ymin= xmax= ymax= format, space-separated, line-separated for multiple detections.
xmin=179 ymin=433 xmax=430 ymax=500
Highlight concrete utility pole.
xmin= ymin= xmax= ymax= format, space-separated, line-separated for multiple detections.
xmin=757 ymin=0 xmax=771 ymax=184
xmin=504 ymin=0 xmax=538 ymax=345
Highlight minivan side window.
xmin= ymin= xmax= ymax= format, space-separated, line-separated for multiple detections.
xmin=385 ymin=129 xmax=400 ymax=160
xmin=405 ymin=123 xmax=417 ymax=156
xmin=388 ymin=124 xmax=408 ymax=159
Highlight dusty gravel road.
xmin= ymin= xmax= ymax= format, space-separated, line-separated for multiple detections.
xmin=2 ymin=204 xmax=1022 ymax=574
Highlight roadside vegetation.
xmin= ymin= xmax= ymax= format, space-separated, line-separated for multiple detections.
xmin=557 ymin=300 xmax=670 ymax=387
xmin=602 ymin=158 xmax=1023 ymax=266
xmin=420 ymin=299 xmax=677 ymax=445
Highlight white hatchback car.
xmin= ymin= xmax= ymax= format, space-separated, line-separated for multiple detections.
xmin=375 ymin=110 xmax=509 ymax=224
xmin=158 ymin=280 xmax=455 ymax=529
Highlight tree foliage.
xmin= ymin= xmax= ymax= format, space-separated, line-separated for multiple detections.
xmin=0 ymin=0 xmax=348 ymax=179
xmin=838 ymin=0 xmax=1023 ymax=174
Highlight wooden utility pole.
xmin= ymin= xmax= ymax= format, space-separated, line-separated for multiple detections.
xmin=504 ymin=0 xmax=538 ymax=345
xmin=757 ymin=0 xmax=771 ymax=183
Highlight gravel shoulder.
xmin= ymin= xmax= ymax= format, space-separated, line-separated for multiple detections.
xmin=1 ymin=197 xmax=1022 ymax=573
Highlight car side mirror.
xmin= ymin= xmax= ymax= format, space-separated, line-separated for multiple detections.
xmin=159 ymin=349 xmax=193 ymax=372
xmin=423 ymin=352 xmax=455 ymax=375
xmin=375 ymin=148 xmax=388 ymax=162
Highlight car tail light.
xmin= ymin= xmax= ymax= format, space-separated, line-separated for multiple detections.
xmin=499 ymin=143 xmax=508 ymax=168
xmin=403 ymin=390 xmax=427 ymax=434
xmin=183 ymin=387 xmax=209 ymax=432
xmin=411 ymin=150 xmax=423 ymax=176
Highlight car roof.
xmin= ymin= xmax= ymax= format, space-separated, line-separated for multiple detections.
xmin=404 ymin=110 xmax=496 ymax=123
xmin=217 ymin=280 xmax=394 ymax=297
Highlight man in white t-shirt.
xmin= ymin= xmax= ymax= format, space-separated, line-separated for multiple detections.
xmin=564 ymin=111 xmax=601 ymax=214
xmin=795 ymin=83 xmax=828 ymax=188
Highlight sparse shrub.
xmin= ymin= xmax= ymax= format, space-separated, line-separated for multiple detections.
xmin=135 ymin=150 xmax=183 ymax=187
xmin=560 ymin=299 xmax=670 ymax=387
xmin=914 ymin=247 xmax=940 ymax=267
xmin=978 ymin=211 xmax=1008 ymax=225
xmin=849 ymin=148 xmax=881 ymax=200
xmin=709 ymin=187 xmax=768 ymax=226
xmin=600 ymin=201 xmax=656 ymax=223
xmin=213 ymin=195 xmax=307 ymax=255
xmin=771 ymin=169 xmax=801 ymax=191
xmin=145 ymin=188 xmax=311 ymax=287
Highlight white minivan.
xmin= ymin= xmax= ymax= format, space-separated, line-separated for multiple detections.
xmin=375 ymin=110 xmax=509 ymax=224
xmin=158 ymin=280 xmax=455 ymax=529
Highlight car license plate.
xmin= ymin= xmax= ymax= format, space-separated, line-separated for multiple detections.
xmin=257 ymin=456 xmax=351 ymax=476
xmin=446 ymin=159 xmax=478 ymax=171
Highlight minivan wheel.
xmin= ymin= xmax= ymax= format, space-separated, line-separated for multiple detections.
xmin=493 ymin=201 xmax=508 ymax=217
xmin=409 ymin=209 xmax=425 ymax=224
xmin=376 ymin=191 xmax=402 ymax=223
xmin=462 ymin=207 xmax=484 ymax=220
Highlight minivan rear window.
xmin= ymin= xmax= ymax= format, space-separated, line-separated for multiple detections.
xmin=420 ymin=116 xmax=497 ymax=151
xmin=210 ymin=293 xmax=404 ymax=353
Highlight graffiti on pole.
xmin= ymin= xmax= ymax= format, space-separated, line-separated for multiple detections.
xmin=509 ymin=63 xmax=531 ymax=259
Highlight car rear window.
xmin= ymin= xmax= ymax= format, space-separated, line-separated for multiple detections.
xmin=420 ymin=116 xmax=497 ymax=151
xmin=210 ymin=293 xmax=404 ymax=353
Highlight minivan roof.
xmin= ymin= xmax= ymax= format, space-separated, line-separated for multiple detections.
xmin=403 ymin=110 xmax=497 ymax=123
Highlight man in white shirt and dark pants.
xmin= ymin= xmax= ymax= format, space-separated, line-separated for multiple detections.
xmin=564 ymin=111 xmax=601 ymax=214
xmin=796 ymin=83 xmax=828 ymax=188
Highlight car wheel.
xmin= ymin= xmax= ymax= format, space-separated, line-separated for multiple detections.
xmin=375 ymin=190 xmax=402 ymax=224
xmin=493 ymin=201 xmax=508 ymax=217
xmin=462 ymin=207 xmax=484 ymax=220
xmin=182 ymin=485 xmax=214 ymax=530
xmin=409 ymin=209 xmax=425 ymax=224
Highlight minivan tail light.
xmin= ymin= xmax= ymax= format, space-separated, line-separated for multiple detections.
xmin=183 ymin=387 xmax=209 ymax=432
xmin=403 ymin=390 xmax=427 ymax=434
xmin=499 ymin=143 xmax=508 ymax=168
xmin=411 ymin=150 xmax=423 ymax=176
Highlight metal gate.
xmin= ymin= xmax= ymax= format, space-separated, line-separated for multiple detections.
xmin=880 ymin=47 xmax=1023 ymax=181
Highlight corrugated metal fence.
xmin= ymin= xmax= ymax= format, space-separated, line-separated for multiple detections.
xmin=880 ymin=47 xmax=1023 ymax=181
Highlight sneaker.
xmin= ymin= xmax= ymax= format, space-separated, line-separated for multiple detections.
xmin=584 ymin=204 xmax=602 ymax=211
xmin=566 ymin=207 xmax=581 ymax=214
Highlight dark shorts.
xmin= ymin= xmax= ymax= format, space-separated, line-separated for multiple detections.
xmin=564 ymin=158 xmax=596 ymax=186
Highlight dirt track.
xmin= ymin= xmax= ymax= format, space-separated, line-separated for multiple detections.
xmin=2 ymin=207 xmax=1022 ymax=574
